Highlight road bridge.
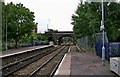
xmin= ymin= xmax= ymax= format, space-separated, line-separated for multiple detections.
xmin=45 ymin=31 xmax=76 ymax=45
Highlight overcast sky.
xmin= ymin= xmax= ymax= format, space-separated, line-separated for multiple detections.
xmin=5 ymin=0 xmax=80 ymax=33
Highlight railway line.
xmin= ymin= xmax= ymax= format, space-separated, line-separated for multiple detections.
xmin=29 ymin=46 xmax=69 ymax=77
xmin=2 ymin=46 xmax=54 ymax=67
xmin=2 ymin=46 xmax=59 ymax=76
xmin=2 ymin=45 xmax=115 ymax=76
xmin=2 ymin=45 xmax=71 ymax=77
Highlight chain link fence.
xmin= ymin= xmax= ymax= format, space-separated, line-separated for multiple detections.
xmin=77 ymin=32 xmax=120 ymax=60
xmin=77 ymin=36 xmax=95 ymax=52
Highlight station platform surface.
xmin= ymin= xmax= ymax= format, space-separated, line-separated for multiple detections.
xmin=55 ymin=47 xmax=118 ymax=77
xmin=1 ymin=45 xmax=51 ymax=58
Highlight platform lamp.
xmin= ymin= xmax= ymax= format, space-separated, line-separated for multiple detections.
xmin=101 ymin=0 xmax=105 ymax=66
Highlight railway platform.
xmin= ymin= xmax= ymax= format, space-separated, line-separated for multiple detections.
xmin=1 ymin=45 xmax=51 ymax=58
xmin=55 ymin=46 xmax=119 ymax=77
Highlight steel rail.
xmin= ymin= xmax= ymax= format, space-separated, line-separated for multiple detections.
xmin=2 ymin=46 xmax=60 ymax=77
xmin=49 ymin=46 xmax=71 ymax=77
xmin=28 ymin=46 xmax=67 ymax=77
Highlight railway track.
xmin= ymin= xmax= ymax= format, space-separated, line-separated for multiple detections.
xmin=2 ymin=46 xmax=70 ymax=77
xmin=2 ymin=46 xmax=54 ymax=67
xmin=2 ymin=46 xmax=60 ymax=77
xmin=28 ymin=46 xmax=69 ymax=77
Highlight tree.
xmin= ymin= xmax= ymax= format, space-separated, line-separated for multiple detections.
xmin=71 ymin=2 xmax=120 ymax=42
xmin=2 ymin=2 xmax=36 ymax=48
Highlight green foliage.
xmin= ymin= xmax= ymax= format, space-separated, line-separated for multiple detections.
xmin=40 ymin=34 xmax=48 ymax=41
xmin=20 ymin=34 xmax=31 ymax=43
xmin=62 ymin=37 xmax=73 ymax=43
xmin=2 ymin=2 xmax=36 ymax=48
xmin=72 ymin=2 xmax=120 ymax=42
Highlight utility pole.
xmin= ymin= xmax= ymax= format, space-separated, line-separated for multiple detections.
xmin=47 ymin=19 xmax=50 ymax=31
xmin=6 ymin=14 xmax=8 ymax=50
xmin=101 ymin=0 xmax=105 ymax=66
xmin=47 ymin=24 xmax=48 ymax=31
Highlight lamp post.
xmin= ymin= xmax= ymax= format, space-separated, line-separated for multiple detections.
xmin=101 ymin=0 xmax=105 ymax=66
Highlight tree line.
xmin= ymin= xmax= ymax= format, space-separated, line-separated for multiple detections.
xmin=71 ymin=2 xmax=120 ymax=42
xmin=2 ymin=2 xmax=47 ymax=49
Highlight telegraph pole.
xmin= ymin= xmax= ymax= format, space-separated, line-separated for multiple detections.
xmin=6 ymin=14 xmax=8 ymax=50
xmin=47 ymin=19 xmax=50 ymax=31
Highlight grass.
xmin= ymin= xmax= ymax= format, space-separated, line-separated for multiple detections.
xmin=86 ymin=46 xmax=95 ymax=52
xmin=78 ymin=45 xmax=95 ymax=53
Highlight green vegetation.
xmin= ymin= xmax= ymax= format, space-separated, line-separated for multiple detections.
xmin=39 ymin=34 xmax=48 ymax=43
xmin=2 ymin=2 xmax=36 ymax=48
xmin=71 ymin=2 xmax=120 ymax=42
xmin=2 ymin=2 xmax=39 ymax=49
xmin=62 ymin=37 xmax=73 ymax=44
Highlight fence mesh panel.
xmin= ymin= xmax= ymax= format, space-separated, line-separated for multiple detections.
xmin=77 ymin=32 xmax=120 ymax=60
xmin=77 ymin=36 xmax=95 ymax=51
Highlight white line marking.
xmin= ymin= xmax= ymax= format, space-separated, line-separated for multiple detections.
xmin=54 ymin=53 xmax=67 ymax=75
xmin=54 ymin=46 xmax=71 ymax=76
xmin=68 ymin=46 xmax=71 ymax=52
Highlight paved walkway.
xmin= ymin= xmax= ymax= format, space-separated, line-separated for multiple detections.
xmin=1 ymin=45 xmax=50 ymax=58
xmin=55 ymin=46 xmax=119 ymax=77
